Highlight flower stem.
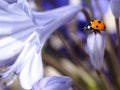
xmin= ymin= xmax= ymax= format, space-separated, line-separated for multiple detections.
xmin=42 ymin=51 xmax=85 ymax=90
xmin=96 ymin=70 xmax=112 ymax=90
xmin=81 ymin=8 xmax=91 ymax=21
xmin=105 ymin=34 xmax=120 ymax=90
xmin=115 ymin=18 xmax=120 ymax=58
xmin=85 ymin=0 xmax=94 ymax=19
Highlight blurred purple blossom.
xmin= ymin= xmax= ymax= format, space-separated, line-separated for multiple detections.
xmin=4 ymin=0 xmax=17 ymax=4
xmin=2 ymin=86 xmax=10 ymax=90
xmin=32 ymin=76 xmax=72 ymax=90
xmin=82 ymin=0 xmax=109 ymax=19
xmin=42 ymin=0 xmax=69 ymax=10
xmin=87 ymin=32 xmax=105 ymax=70
xmin=110 ymin=0 xmax=120 ymax=18
xmin=91 ymin=0 xmax=109 ymax=19
xmin=0 ymin=0 xmax=80 ymax=89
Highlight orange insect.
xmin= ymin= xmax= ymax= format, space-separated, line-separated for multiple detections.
xmin=82 ymin=19 xmax=106 ymax=33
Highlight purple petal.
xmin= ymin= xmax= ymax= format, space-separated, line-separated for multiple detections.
xmin=34 ymin=5 xmax=80 ymax=45
xmin=41 ymin=0 xmax=69 ymax=10
xmin=3 ymin=85 xmax=10 ymax=90
xmin=0 ymin=1 xmax=79 ymax=89
xmin=81 ymin=0 xmax=109 ymax=19
xmin=19 ymin=47 xmax=43 ymax=89
xmin=91 ymin=0 xmax=109 ymax=19
xmin=87 ymin=32 xmax=105 ymax=70
xmin=110 ymin=0 xmax=120 ymax=18
xmin=5 ymin=0 xmax=17 ymax=4
xmin=0 ymin=2 xmax=79 ymax=65
xmin=32 ymin=76 xmax=73 ymax=90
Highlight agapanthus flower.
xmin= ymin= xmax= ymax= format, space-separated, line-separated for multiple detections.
xmin=110 ymin=0 xmax=120 ymax=18
xmin=0 ymin=0 xmax=80 ymax=89
xmin=32 ymin=76 xmax=72 ymax=90
xmin=81 ymin=0 xmax=109 ymax=19
xmin=87 ymin=32 xmax=105 ymax=70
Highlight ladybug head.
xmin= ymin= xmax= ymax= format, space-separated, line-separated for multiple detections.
xmin=81 ymin=24 xmax=93 ymax=32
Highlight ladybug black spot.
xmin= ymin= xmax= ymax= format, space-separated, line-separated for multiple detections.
xmin=104 ymin=26 xmax=106 ymax=29
xmin=98 ymin=21 xmax=101 ymax=23
xmin=96 ymin=25 xmax=99 ymax=28
xmin=90 ymin=27 xmax=92 ymax=29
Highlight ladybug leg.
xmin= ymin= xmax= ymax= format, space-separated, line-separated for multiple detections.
xmin=81 ymin=26 xmax=88 ymax=32
xmin=93 ymin=30 xmax=100 ymax=34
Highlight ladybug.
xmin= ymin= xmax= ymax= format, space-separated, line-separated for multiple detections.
xmin=82 ymin=19 xmax=106 ymax=33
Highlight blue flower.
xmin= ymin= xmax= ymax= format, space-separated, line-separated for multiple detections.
xmin=32 ymin=76 xmax=73 ymax=90
xmin=0 ymin=0 xmax=80 ymax=89
xmin=81 ymin=0 xmax=109 ymax=19
xmin=2 ymin=85 xmax=9 ymax=90
xmin=110 ymin=0 xmax=120 ymax=18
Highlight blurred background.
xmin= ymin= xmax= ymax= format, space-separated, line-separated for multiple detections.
xmin=9 ymin=0 xmax=120 ymax=90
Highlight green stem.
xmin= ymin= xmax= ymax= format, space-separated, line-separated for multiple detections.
xmin=115 ymin=18 xmax=120 ymax=57
xmin=105 ymin=34 xmax=120 ymax=90
xmin=96 ymin=70 xmax=112 ymax=90
xmin=85 ymin=0 xmax=94 ymax=19
xmin=42 ymin=51 xmax=85 ymax=90
xmin=81 ymin=8 xmax=91 ymax=21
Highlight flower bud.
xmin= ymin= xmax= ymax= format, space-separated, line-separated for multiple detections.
xmin=87 ymin=32 xmax=105 ymax=70
xmin=32 ymin=76 xmax=73 ymax=90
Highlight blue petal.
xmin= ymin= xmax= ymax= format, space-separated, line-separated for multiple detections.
xmin=0 ymin=1 xmax=80 ymax=62
xmin=35 ymin=5 xmax=80 ymax=45
xmin=5 ymin=0 xmax=17 ymax=4
xmin=81 ymin=0 xmax=109 ymax=19
xmin=110 ymin=0 xmax=120 ymax=18
xmin=87 ymin=32 xmax=105 ymax=70
xmin=91 ymin=0 xmax=109 ymax=19
xmin=32 ymin=76 xmax=73 ymax=90
xmin=0 ymin=1 xmax=79 ymax=89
